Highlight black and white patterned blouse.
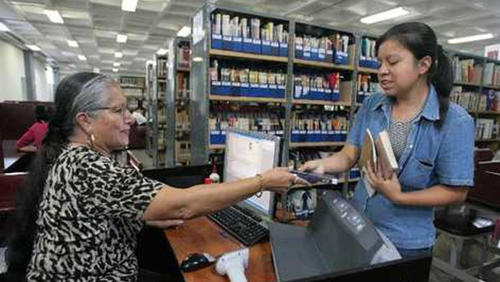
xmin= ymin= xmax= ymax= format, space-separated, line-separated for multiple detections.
xmin=26 ymin=146 xmax=164 ymax=281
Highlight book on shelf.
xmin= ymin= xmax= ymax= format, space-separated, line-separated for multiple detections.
xmin=359 ymin=129 xmax=398 ymax=197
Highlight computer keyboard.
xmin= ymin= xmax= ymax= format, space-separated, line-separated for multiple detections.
xmin=208 ymin=205 xmax=268 ymax=246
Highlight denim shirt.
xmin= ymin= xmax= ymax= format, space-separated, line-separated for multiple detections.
xmin=347 ymin=84 xmax=474 ymax=249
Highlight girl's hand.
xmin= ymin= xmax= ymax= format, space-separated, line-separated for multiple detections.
xmin=363 ymin=161 xmax=403 ymax=203
xmin=298 ymin=160 xmax=325 ymax=174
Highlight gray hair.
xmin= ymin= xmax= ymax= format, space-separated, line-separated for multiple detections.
xmin=71 ymin=74 xmax=117 ymax=120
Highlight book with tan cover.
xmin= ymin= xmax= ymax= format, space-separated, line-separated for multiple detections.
xmin=358 ymin=129 xmax=398 ymax=197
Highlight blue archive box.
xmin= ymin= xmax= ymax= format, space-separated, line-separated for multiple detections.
xmin=231 ymin=82 xmax=241 ymax=96
xmin=211 ymin=81 xmax=232 ymax=96
xmin=291 ymin=130 xmax=300 ymax=142
xmin=271 ymin=41 xmax=280 ymax=56
xmin=299 ymin=130 xmax=307 ymax=142
xmin=280 ymin=42 xmax=288 ymax=57
xmin=277 ymin=85 xmax=286 ymax=99
xmin=295 ymin=44 xmax=303 ymax=59
xmin=210 ymin=130 xmax=225 ymax=145
xmin=252 ymin=39 xmax=262 ymax=54
xmin=303 ymin=46 xmax=311 ymax=60
xmin=268 ymin=84 xmax=278 ymax=98
xmin=211 ymin=34 xmax=223 ymax=49
xmin=335 ymin=51 xmax=349 ymax=65
xmin=350 ymin=167 xmax=361 ymax=179
xmin=231 ymin=36 xmax=242 ymax=52
xmin=242 ymin=37 xmax=254 ymax=53
xmin=326 ymin=49 xmax=334 ymax=63
xmin=324 ymin=88 xmax=332 ymax=101
xmin=318 ymin=48 xmax=326 ymax=62
xmin=331 ymin=89 xmax=340 ymax=101
xmin=258 ymin=84 xmax=269 ymax=98
xmin=357 ymin=91 xmax=365 ymax=104
xmin=320 ymin=130 xmax=329 ymax=142
xmin=240 ymin=82 xmax=250 ymax=96
xmin=249 ymin=83 xmax=260 ymax=97
xmin=222 ymin=35 xmax=232 ymax=50
xmin=310 ymin=47 xmax=319 ymax=61
xmin=261 ymin=40 xmax=272 ymax=55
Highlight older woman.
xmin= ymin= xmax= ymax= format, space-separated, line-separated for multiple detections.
xmin=7 ymin=72 xmax=300 ymax=281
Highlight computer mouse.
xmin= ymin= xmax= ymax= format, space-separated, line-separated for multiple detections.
xmin=180 ymin=252 xmax=216 ymax=272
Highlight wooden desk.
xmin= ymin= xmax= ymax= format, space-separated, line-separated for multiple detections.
xmin=165 ymin=216 xmax=276 ymax=282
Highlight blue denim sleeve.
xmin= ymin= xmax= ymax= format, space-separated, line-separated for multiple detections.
xmin=436 ymin=110 xmax=475 ymax=187
xmin=346 ymin=98 xmax=370 ymax=148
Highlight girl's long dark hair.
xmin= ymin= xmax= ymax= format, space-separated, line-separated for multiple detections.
xmin=376 ymin=22 xmax=453 ymax=127
xmin=6 ymin=72 xmax=112 ymax=279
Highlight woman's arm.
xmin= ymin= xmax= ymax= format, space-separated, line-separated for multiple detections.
xmin=299 ymin=144 xmax=360 ymax=174
xmin=143 ymin=168 xmax=299 ymax=221
xmin=393 ymin=185 xmax=468 ymax=206
xmin=16 ymin=127 xmax=36 ymax=151
xmin=364 ymin=163 xmax=468 ymax=206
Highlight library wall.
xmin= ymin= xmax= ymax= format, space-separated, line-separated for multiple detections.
xmin=0 ymin=39 xmax=26 ymax=101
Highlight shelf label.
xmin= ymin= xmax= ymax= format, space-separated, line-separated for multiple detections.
xmin=243 ymin=37 xmax=253 ymax=44
xmin=269 ymin=84 xmax=277 ymax=89
xmin=318 ymin=48 xmax=326 ymax=59
xmin=253 ymin=39 xmax=261 ymax=45
xmin=260 ymin=84 xmax=269 ymax=89
xmin=212 ymin=34 xmax=222 ymax=40
xmin=240 ymin=82 xmax=249 ymax=88
xmin=232 ymin=82 xmax=241 ymax=87
xmin=221 ymin=81 xmax=231 ymax=86
xmin=211 ymin=81 xmax=221 ymax=86
xmin=223 ymin=35 xmax=232 ymax=42
xmin=271 ymin=42 xmax=279 ymax=48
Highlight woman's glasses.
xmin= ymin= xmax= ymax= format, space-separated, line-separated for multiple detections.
xmin=92 ymin=105 xmax=131 ymax=119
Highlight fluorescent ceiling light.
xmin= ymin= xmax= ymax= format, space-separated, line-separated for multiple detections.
xmin=0 ymin=22 xmax=9 ymax=32
xmin=157 ymin=48 xmax=168 ymax=55
xmin=447 ymin=33 xmax=494 ymax=44
xmin=115 ymin=52 xmax=123 ymax=58
xmin=177 ymin=26 xmax=191 ymax=37
xmin=26 ymin=44 xmax=41 ymax=51
xmin=93 ymin=67 xmax=100 ymax=73
xmin=121 ymin=0 xmax=138 ymax=12
xmin=116 ymin=34 xmax=127 ymax=43
xmin=360 ymin=7 xmax=409 ymax=24
xmin=67 ymin=40 xmax=78 ymax=47
xmin=44 ymin=9 xmax=64 ymax=24
xmin=112 ymin=68 xmax=119 ymax=72
xmin=78 ymin=55 xmax=87 ymax=61
xmin=113 ymin=62 xmax=121 ymax=67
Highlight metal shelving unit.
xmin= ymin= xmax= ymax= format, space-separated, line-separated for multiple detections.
xmin=449 ymin=50 xmax=500 ymax=152
xmin=189 ymin=4 xmax=364 ymax=195
xmin=168 ymin=37 xmax=192 ymax=166
xmin=145 ymin=55 xmax=169 ymax=167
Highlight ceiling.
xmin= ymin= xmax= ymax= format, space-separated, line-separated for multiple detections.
xmin=0 ymin=0 xmax=499 ymax=77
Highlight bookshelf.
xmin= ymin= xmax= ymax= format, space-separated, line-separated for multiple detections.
xmin=145 ymin=55 xmax=169 ymax=167
xmin=119 ymin=76 xmax=145 ymax=113
xmin=188 ymin=3 xmax=362 ymax=202
xmin=169 ymin=37 xmax=192 ymax=166
xmin=449 ymin=51 xmax=500 ymax=151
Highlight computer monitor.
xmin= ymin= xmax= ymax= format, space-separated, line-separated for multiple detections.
xmin=223 ymin=129 xmax=281 ymax=218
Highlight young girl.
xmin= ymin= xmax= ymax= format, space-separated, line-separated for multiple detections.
xmin=301 ymin=22 xmax=474 ymax=258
